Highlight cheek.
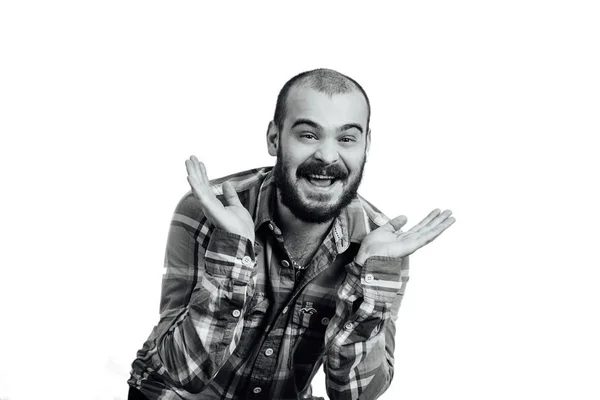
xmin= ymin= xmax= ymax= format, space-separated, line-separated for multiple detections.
xmin=281 ymin=158 xmax=300 ymax=179
xmin=284 ymin=156 xmax=308 ymax=174
xmin=342 ymin=152 xmax=366 ymax=173
xmin=281 ymin=140 xmax=315 ymax=162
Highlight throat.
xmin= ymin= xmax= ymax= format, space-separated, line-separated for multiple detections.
xmin=274 ymin=187 xmax=335 ymax=267
xmin=285 ymin=235 xmax=323 ymax=269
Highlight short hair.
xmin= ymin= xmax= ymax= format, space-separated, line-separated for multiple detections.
xmin=273 ymin=68 xmax=371 ymax=132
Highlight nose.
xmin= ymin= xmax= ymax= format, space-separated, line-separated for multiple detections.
xmin=313 ymin=138 xmax=339 ymax=165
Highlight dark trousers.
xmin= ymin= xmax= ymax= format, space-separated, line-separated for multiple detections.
xmin=128 ymin=386 xmax=149 ymax=400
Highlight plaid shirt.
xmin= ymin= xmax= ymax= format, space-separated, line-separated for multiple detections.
xmin=128 ymin=167 xmax=409 ymax=400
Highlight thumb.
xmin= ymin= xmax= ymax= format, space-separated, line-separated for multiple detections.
xmin=381 ymin=215 xmax=407 ymax=232
xmin=222 ymin=181 xmax=243 ymax=207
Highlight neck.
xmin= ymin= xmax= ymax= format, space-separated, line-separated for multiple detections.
xmin=274 ymin=192 xmax=333 ymax=243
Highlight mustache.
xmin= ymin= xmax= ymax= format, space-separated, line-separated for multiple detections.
xmin=296 ymin=161 xmax=348 ymax=180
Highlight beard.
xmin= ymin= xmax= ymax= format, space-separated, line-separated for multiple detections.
xmin=273 ymin=147 xmax=366 ymax=224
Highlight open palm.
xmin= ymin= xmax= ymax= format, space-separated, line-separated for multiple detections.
xmin=356 ymin=209 xmax=455 ymax=265
xmin=185 ymin=156 xmax=255 ymax=242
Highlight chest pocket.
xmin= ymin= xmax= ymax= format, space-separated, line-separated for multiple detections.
xmin=290 ymin=299 xmax=336 ymax=366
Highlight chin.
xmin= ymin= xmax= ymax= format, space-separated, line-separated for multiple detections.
xmin=302 ymin=193 xmax=340 ymax=206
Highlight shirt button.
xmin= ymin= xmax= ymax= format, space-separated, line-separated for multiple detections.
xmin=241 ymin=256 xmax=252 ymax=266
xmin=365 ymin=273 xmax=374 ymax=283
xmin=282 ymin=306 xmax=289 ymax=314
xmin=232 ymin=309 xmax=241 ymax=318
xmin=253 ymin=387 xmax=262 ymax=394
xmin=265 ymin=348 xmax=274 ymax=356
xmin=321 ymin=317 xmax=330 ymax=325
xmin=344 ymin=321 xmax=354 ymax=331
xmin=281 ymin=260 xmax=290 ymax=268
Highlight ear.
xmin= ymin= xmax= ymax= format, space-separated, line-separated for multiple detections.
xmin=365 ymin=128 xmax=371 ymax=158
xmin=267 ymin=121 xmax=279 ymax=157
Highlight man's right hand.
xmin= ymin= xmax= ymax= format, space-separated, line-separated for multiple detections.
xmin=185 ymin=156 xmax=255 ymax=243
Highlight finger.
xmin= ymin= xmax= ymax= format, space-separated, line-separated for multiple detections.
xmin=381 ymin=215 xmax=407 ymax=232
xmin=424 ymin=209 xmax=453 ymax=229
xmin=186 ymin=166 xmax=217 ymax=203
xmin=186 ymin=156 xmax=202 ymax=183
xmin=407 ymin=209 xmax=440 ymax=233
xmin=186 ymin=158 xmax=207 ymax=193
xmin=222 ymin=181 xmax=243 ymax=207
xmin=187 ymin=175 xmax=207 ymax=200
xmin=185 ymin=158 xmax=195 ymax=177
xmin=419 ymin=216 xmax=456 ymax=244
xmin=187 ymin=175 xmax=227 ymax=221
xmin=198 ymin=160 xmax=209 ymax=185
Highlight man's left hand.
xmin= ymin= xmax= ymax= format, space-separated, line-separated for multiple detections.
xmin=355 ymin=209 xmax=455 ymax=265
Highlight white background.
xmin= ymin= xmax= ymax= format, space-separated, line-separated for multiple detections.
xmin=1 ymin=1 xmax=599 ymax=399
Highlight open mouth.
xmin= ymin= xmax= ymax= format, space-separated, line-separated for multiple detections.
xmin=304 ymin=174 xmax=338 ymax=188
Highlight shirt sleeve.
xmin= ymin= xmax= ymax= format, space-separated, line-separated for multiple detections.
xmin=323 ymin=256 xmax=409 ymax=400
xmin=139 ymin=195 xmax=261 ymax=393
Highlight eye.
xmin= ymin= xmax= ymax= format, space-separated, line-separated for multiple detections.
xmin=340 ymin=136 xmax=357 ymax=143
xmin=300 ymin=133 xmax=317 ymax=140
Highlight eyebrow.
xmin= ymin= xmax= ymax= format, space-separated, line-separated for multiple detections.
xmin=291 ymin=118 xmax=322 ymax=130
xmin=339 ymin=123 xmax=364 ymax=134
xmin=290 ymin=119 xmax=364 ymax=134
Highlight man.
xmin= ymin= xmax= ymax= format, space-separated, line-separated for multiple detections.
xmin=128 ymin=68 xmax=455 ymax=400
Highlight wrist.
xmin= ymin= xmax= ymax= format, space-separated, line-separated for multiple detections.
xmin=238 ymin=231 xmax=255 ymax=244
xmin=354 ymin=249 xmax=372 ymax=267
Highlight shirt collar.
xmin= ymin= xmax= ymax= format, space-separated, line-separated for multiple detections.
xmin=333 ymin=195 xmax=386 ymax=253
xmin=253 ymin=169 xmax=278 ymax=230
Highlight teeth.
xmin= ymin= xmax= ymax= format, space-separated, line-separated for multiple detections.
xmin=308 ymin=174 xmax=334 ymax=180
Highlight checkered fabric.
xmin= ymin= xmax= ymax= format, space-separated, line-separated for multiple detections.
xmin=128 ymin=167 xmax=409 ymax=400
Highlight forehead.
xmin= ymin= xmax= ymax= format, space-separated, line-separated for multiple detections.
xmin=284 ymin=86 xmax=369 ymax=130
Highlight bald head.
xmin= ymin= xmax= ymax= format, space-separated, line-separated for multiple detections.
xmin=273 ymin=68 xmax=371 ymax=132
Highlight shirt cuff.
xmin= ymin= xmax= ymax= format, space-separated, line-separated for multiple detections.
xmin=360 ymin=256 xmax=408 ymax=305
xmin=204 ymin=228 xmax=262 ymax=284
